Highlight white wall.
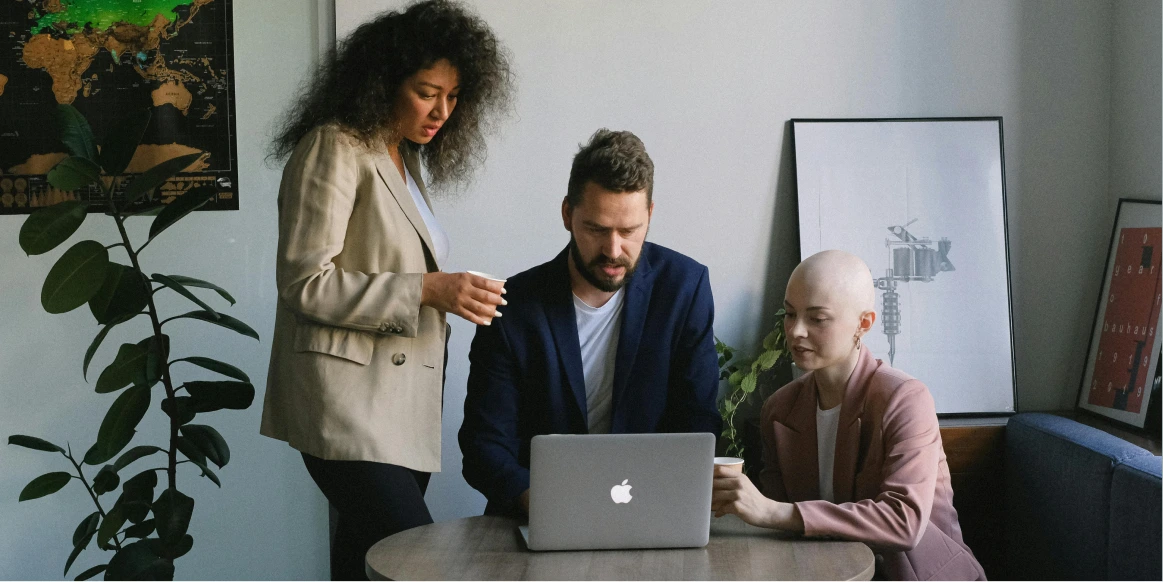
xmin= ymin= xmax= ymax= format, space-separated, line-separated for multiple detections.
xmin=1 ymin=0 xmax=1143 ymax=578
xmin=0 ymin=1 xmax=330 ymax=579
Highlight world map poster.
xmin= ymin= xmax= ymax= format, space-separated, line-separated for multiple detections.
xmin=0 ymin=0 xmax=237 ymax=215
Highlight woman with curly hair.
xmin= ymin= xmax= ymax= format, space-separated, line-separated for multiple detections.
xmin=260 ymin=1 xmax=513 ymax=578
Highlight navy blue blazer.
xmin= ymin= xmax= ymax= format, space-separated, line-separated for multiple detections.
xmin=458 ymin=242 xmax=722 ymax=513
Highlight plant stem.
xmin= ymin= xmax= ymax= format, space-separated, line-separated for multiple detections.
xmin=105 ymin=186 xmax=180 ymax=493
xmin=65 ymin=452 xmax=122 ymax=551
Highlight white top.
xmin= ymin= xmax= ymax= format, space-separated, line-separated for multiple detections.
xmin=816 ymin=403 xmax=842 ymax=503
xmin=403 ymin=164 xmax=449 ymax=267
xmin=573 ymin=289 xmax=625 ymax=434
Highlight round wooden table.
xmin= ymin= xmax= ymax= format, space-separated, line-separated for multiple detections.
xmin=366 ymin=514 xmax=875 ymax=580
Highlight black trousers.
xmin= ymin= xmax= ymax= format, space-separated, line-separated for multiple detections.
xmin=302 ymin=453 xmax=433 ymax=580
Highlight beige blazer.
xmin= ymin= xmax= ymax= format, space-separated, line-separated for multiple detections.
xmin=260 ymin=124 xmax=447 ymax=472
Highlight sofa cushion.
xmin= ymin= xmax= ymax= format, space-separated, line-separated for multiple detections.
xmin=1005 ymin=413 xmax=1152 ymax=580
xmin=1109 ymin=455 xmax=1162 ymax=581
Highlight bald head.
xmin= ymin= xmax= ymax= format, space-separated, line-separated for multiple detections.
xmin=788 ymin=250 xmax=875 ymax=313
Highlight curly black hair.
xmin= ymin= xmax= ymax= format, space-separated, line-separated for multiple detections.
xmin=269 ymin=0 xmax=513 ymax=188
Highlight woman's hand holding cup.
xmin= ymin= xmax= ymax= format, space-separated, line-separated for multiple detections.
xmin=421 ymin=271 xmax=506 ymax=326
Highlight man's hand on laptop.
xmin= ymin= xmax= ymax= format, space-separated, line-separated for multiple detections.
xmin=711 ymin=466 xmax=804 ymax=533
xmin=519 ymin=489 xmax=531 ymax=514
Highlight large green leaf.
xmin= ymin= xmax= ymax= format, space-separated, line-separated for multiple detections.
xmin=19 ymin=200 xmax=89 ymax=256
xmin=91 ymin=465 xmax=120 ymax=496
xmin=112 ymin=445 xmax=165 ymax=473
xmin=166 ymin=310 xmax=259 ymax=340
xmin=56 ymin=104 xmax=98 ymax=162
xmin=41 ymin=240 xmax=109 ymax=314
xmin=73 ymin=564 xmax=107 ymax=581
xmin=186 ymin=456 xmax=221 ymax=487
xmin=148 ymin=185 xmax=215 ymax=242
xmin=171 ymin=356 xmax=249 ymax=382
xmin=95 ymin=343 xmax=148 ymax=394
xmin=84 ymin=312 xmax=138 ymax=380
xmin=160 ymin=396 xmax=196 ymax=425
xmin=740 ymin=373 xmax=757 ymax=395
xmin=159 ymin=274 xmax=235 ymax=305
xmin=754 ymin=348 xmax=780 ymax=371
xmin=153 ymin=488 xmax=194 ymax=544
xmin=120 ymin=470 xmax=157 ymax=524
xmin=8 ymin=434 xmax=65 ymax=453
xmin=141 ymin=335 xmax=167 ymax=388
xmin=152 ymin=273 xmax=218 ymax=319
xmin=123 ymin=519 xmax=155 ymax=540
xmin=73 ymin=512 xmax=100 ymax=546
xmin=185 ymin=381 xmax=255 ymax=412
xmin=98 ymin=109 xmax=152 ymax=177
xmin=47 ymin=156 xmax=102 ymax=193
xmin=65 ymin=512 xmax=99 ymax=576
xmin=64 ymin=533 xmax=94 ymax=577
xmin=174 ymin=436 xmax=205 ymax=466
xmin=84 ymin=385 xmax=150 ymax=465
xmin=179 ymin=425 xmax=229 ymax=468
xmin=18 ymin=471 xmax=72 ymax=501
xmin=123 ymin=152 xmax=204 ymax=207
xmin=96 ymin=501 xmax=126 ymax=550
xmin=152 ymin=533 xmax=193 ymax=560
xmin=89 ymin=264 xmax=149 ymax=325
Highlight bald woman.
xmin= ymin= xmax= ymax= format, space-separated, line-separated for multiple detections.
xmin=712 ymin=250 xmax=986 ymax=581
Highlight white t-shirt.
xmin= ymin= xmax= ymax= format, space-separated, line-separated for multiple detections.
xmin=816 ymin=403 xmax=842 ymax=503
xmin=403 ymin=164 xmax=449 ymax=267
xmin=573 ymin=289 xmax=625 ymax=434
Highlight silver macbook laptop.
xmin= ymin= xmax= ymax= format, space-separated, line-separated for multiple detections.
xmin=520 ymin=432 xmax=715 ymax=551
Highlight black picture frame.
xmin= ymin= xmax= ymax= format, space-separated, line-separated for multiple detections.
xmin=1075 ymin=198 xmax=1163 ymax=431
xmin=790 ymin=117 xmax=1017 ymax=416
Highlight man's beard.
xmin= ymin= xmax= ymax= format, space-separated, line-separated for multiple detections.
xmin=569 ymin=235 xmax=638 ymax=293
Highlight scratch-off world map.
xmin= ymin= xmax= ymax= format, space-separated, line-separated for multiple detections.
xmin=0 ymin=0 xmax=237 ymax=214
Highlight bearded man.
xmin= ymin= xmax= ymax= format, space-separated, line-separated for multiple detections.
xmin=459 ymin=129 xmax=721 ymax=516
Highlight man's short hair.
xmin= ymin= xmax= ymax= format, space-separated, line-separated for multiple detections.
xmin=566 ymin=129 xmax=654 ymax=209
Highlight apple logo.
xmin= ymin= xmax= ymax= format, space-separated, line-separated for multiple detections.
xmin=610 ymin=479 xmax=633 ymax=504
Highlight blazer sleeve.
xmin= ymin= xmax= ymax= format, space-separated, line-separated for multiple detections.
xmin=275 ymin=127 xmax=425 ymax=336
xmin=459 ymin=319 xmax=529 ymax=508
xmin=665 ymin=266 xmax=722 ymax=434
xmin=794 ymin=380 xmax=940 ymax=552
xmin=758 ymin=396 xmax=790 ymax=502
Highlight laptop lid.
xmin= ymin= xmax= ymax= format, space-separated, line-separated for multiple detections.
xmin=526 ymin=432 xmax=715 ymax=551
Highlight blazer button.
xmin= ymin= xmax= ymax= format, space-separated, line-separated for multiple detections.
xmin=391 ymin=353 xmax=406 ymax=366
xmin=378 ymin=323 xmax=390 ymax=333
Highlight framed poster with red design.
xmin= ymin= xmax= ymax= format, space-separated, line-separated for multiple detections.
xmin=1077 ymin=198 xmax=1163 ymax=430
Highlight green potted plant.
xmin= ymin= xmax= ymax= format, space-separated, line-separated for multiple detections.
xmin=716 ymin=309 xmax=792 ymax=459
xmin=7 ymin=104 xmax=257 ymax=581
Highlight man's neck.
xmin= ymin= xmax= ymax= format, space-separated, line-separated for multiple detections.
xmin=568 ymin=254 xmax=616 ymax=308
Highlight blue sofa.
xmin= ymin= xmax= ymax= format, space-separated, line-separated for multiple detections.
xmin=1005 ymin=413 xmax=1162 ymax=580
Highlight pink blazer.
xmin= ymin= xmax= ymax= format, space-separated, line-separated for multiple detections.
xmin=758 ymin=347 xmax=986 ymax=581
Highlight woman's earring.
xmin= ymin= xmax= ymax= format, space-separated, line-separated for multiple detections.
xmin=853 ymin=334 xmax=861 ymax=349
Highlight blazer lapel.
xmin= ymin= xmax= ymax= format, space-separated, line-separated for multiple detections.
xmin=544 ymin=249 xmax=588 ymax=429
xmin=775 ymin=379 xmax=820 ymax=501
xmin=610 ymin=246 xmax=655 ymax=432
xmin=374 ymin=152 xmax=438 ymax=271
xmin=832 ymin=346 xmax=877 ymax=503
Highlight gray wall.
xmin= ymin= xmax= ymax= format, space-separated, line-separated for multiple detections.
xmin=1 ymin=0 xmax=1156 ymax=578
xmin=1109 ymin=0 xmax=1162 ymax=203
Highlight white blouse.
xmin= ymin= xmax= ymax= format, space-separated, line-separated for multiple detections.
xmin=403 ymin=164 xmax=449 ymax=267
